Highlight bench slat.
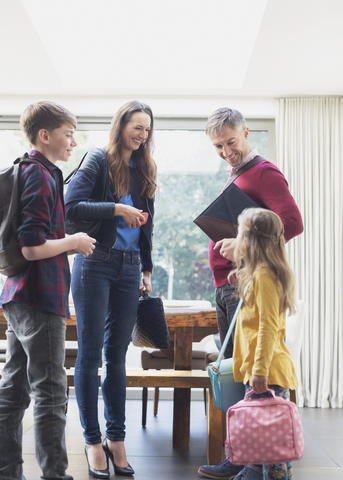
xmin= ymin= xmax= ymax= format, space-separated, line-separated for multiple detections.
xmin=126 ymin=369 xmax=211 ymax=388
xmin=65 ymin=368 xmax=211 ymax=389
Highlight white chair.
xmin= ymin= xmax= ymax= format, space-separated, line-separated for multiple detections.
xmin=285 ymin=300 xmax=306 ymax=404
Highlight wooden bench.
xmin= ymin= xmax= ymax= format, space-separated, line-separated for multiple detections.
xmin=65 ymin=368 xmax=223 ymax=464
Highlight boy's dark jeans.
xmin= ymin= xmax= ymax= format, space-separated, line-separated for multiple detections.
xmin=0 ymin=303 xmax=72 ymax=480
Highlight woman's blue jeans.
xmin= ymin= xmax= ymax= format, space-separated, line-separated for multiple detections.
xmin=71 ymin=244 xmax=141 ymax=445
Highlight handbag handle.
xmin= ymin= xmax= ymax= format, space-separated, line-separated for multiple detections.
xmin=212 ymin=277 xmax=254 ymax=371
xmin=64 ymin=152 xmax=108 ymax=202
xmin=64 ymin=152 xmax=88 ymax=184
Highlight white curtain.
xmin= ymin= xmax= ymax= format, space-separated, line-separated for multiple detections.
xmin=277 ymin=97 xmax=343 ymax=408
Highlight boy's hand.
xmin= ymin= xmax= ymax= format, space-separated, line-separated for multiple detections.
xmin=22 ymin=234 xmax=96 ymax=261
xmin=251 ymin=374 xmax=268 ymax=394
xmin=115 ymin=204 xmax=146 ymax=229
xmin=72 ymin=232 xmax=96 ymax=257
xmin=213 ymin=238 xmax=237 ymax=261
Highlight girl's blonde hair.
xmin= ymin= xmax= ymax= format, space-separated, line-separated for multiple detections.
xmin=230 ymin=208 xmax=296 ymax=315
xmin=105 ymin=100 xmax=157 ymax=200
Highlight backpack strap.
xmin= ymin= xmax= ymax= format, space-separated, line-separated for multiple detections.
xmin=14 ymin=152 xmax=52 ymax=175
xmin=15 ymin=153 xmax=62 ymax=209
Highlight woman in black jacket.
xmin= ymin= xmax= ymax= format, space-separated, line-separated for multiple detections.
xmin=65 ymin=101 xmax=157 ymax=478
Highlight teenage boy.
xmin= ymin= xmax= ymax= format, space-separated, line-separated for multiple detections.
xmin=0 ymin=101 xmax=96 ymax=480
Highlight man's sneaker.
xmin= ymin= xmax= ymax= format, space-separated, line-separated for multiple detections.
xmin=231 ymin=465 xmax=263 ymax=479
xmin=198 ymin=458 xmax=244 ymax=479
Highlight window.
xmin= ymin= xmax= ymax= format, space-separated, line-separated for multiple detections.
xmin=0 ymin=117 xmax=274 ymax=303
xmin=150 ymin=118 xmax=273 ymax=303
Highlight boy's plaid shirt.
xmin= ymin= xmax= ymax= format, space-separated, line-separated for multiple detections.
xmin=0 ymin=150 xmax=70 ymax=318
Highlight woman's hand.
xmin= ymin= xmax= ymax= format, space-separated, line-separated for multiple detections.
xmin=140 ymin=271 xmax=152 ymax=296
xmin=251 ymin=374 xmax=268 ymax=394
xmin=115 ymin=204 xmax=146 ymax=229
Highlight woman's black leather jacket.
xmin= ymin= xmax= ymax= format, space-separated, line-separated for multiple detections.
xmin=65 ymin=148 xmax=154 ymax=272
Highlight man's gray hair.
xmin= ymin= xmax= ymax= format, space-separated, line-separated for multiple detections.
xmin=205 ymin=107 xmax=246 ymax=136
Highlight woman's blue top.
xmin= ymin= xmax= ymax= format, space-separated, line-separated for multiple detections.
xmin=115 ymin=160 xmax=140 ymax=251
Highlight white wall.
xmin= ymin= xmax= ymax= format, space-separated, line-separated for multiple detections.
xmin=0 ymin=95 xmax=278 ymax=119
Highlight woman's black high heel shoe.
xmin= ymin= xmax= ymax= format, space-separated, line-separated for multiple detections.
xmin=102 ymin=438 xmax=134 ymax=476
xmin=84 ymin=445 xmax=110 ymax=479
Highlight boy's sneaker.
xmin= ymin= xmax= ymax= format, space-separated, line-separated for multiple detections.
xmin=198 ymin=459 xmax=244 ymax=479
xmin=231 ymin=465 xmax=263 ymax=479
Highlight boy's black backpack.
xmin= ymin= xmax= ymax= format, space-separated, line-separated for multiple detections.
xmin=0 ymin=153 xmax=51 ymax=277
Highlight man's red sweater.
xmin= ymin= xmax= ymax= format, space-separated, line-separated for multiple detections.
xmin=208 ymin=158 xmax=304 ymax=288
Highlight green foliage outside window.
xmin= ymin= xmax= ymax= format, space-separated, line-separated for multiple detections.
xmin=0 ymin=128 xmax=268 ymax=306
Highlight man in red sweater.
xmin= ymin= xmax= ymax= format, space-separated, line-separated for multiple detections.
xmin=198 ymin=107 xmax=303 ymax=480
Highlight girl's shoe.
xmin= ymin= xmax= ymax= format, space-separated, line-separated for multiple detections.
xmin=232 ymin=466 xmax=263 ymax=479
xmin=84 ymin=445 xmax=110 ymax=479
xmin=198 ymin=458 xmax=243 ymax=478
xmin=102 ymin=438 xmax=135 ymax=476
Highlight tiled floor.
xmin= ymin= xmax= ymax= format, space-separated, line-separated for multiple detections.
xmin=20 ymin=393 xmax=343 ymax=479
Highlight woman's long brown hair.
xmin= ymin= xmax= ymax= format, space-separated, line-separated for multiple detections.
xmin=105 ymin=100 xmax=157 ymax=199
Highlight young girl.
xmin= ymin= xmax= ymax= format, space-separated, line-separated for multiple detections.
xmin=230 ymin=208 xmax=298 ymax=480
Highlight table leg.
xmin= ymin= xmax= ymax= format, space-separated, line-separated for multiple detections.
xmin=172 ymin=326 xmax=193 ymax=448
xmin=173 ymin=388 xmax=191 ymax=448
xmin=221 ymin=410 xmax=227 ymax=445
xmin=173 ymin=326 xmax=193 ymax=369
xmin=207 ymin=387 xmax=224 ymax=464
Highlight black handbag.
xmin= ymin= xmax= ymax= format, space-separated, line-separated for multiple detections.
xmin=132 ymin=295 xmax=170 ymax=349
xmin=64 ymin=205 xmax=105 ymax=237
xmin=64 ymin=152 xmax=107 ymax=237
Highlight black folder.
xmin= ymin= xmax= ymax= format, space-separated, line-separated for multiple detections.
xmin=193 ymin=183 xmax=259 ymax=243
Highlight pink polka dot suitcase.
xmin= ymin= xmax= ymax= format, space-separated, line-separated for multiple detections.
xmin=226 ymin=389 xmax=304 ymax=465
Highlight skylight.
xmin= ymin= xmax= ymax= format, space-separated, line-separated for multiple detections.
xmin=21 ymin=0 xmax=267 ymax=90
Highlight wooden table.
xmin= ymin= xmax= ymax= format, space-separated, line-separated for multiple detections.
xmin=0 ymin=307 xmax=219 ymax=453
xmin=161 ymin=308 xmax=218 ymax=449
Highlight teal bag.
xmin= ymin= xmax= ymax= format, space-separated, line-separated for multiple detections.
xmin=208 ymin=278 xmax=253 ymax=411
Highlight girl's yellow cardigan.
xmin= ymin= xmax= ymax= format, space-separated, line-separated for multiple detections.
xmin=233 ymin=268 xmax=298 ymax=390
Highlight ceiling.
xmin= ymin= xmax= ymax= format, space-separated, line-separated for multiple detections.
xmin=0 ymin=0 xmax=342 ymax=99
